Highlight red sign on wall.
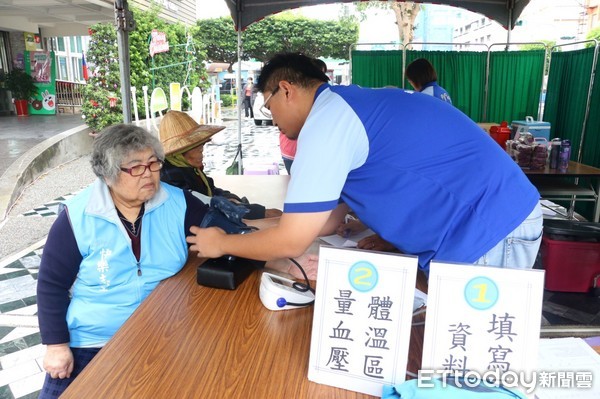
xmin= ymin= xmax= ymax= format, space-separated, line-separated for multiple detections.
xmin=149 ymin=30 xmax=169 ymax=57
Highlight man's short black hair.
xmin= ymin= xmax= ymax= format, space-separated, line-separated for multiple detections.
xmin=256 ymin=52 xmax=329 ymax=93
xmin=313 ymin=58 xmax=327 ymax=73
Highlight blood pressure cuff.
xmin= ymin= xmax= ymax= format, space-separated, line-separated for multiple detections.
xmin=382 ymin=378 xmax=526 ymax=399
xmin=199 ymin=195 xmax=253 ymax=234
xmin=213 ymin=189 xmax=267 ymax=220
xmin=197 ymin=195 xmax=263 ymax=289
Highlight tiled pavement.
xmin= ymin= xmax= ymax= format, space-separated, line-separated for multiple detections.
xmin=18 ymin=193 xmax=78 ymax=218
xmin=0 ymin=194 xmax=77 ymax=399
xmin=0 ymin=245 xmax=44 ymax=399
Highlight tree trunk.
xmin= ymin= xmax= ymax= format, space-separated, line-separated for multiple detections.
xmin=391 ymin=2 xmax=420 ymax=49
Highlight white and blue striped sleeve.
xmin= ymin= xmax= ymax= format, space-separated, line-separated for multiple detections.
xmin=284 ymin=89 xmax=369 ymax=213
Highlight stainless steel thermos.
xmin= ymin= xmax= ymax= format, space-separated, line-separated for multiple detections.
xmin=549 ymin=138 xmax=561 ymax=169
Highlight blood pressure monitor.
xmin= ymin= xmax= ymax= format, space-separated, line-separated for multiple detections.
xmin=259 ymin=272 xmax=315 ymax=311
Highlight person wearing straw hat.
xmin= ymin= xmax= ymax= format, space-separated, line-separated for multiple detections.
xmin=159 ymin=110 xmax=282 ymax=219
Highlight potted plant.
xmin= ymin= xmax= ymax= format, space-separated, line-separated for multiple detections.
xmin=2 ymin=69 xmax=37 ymax=116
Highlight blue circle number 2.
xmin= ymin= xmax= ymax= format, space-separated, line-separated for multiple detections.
xmin=464 ymin=276 xmax=499 ymax=310
xmin=348 ymin=261 xmax=378 ymax=292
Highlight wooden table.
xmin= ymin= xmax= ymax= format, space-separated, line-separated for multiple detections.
xmin=61 ymin=174 xmax=427 ymax=398
xmin=61 ymin=257 xmax=427 ymax=398
xmin=523 ymin=160 xmax=600 ymax=222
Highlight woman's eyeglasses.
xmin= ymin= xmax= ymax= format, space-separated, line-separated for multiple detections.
xmin=260 ymin=87 xmax=280 ymax=118
xmin=120 ymin=160 xmax=164 ymax=176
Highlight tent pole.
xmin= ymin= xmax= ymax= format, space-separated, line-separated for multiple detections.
xmin=576 ymin=40 xmax=599 ymax=163
xmin=505 ymin=8 xmax=513 ymax=50
xmin=236 ymin=27 xmax=243 ymax=174
xmin=115 ymin=0 xmax=133 ymax=124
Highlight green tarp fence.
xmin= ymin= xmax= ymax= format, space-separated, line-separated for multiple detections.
xmin=351 ymin=44 xmax=600 ymax=220
xmin=544 ymin=45 xmax=600 ymax=218
xmin=351 ymin=49 xmax=544 ymax=123
xmin=544 ymin=47 xmax=597 ymax=165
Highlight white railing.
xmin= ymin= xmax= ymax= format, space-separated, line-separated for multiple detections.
xmin=136 ymin=84 xmax=222 ymax=134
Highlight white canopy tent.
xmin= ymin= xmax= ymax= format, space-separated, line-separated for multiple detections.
xmin=225 ymin=0 xmax=531 ymax=31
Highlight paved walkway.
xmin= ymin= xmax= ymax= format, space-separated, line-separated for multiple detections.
xmin=0 ymin=114 xmax=83 ymax=176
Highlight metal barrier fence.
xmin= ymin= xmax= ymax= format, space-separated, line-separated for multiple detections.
xmin=55 ymin=80 xmax=84 ymax=113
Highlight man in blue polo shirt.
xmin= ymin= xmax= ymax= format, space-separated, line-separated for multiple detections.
xmin=187 ymin=53 xmax=542 ymax=274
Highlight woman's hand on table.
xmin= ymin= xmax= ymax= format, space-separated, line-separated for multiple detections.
xmin=43 ymin=343 xmax=74 ymax=379
xmin=266 ymin=253 xmax=319 ymax=281
xmin=288 ymin=253 xmax=319 ymax=280
xmin=357 ymin=234 xmax=397 ymax=252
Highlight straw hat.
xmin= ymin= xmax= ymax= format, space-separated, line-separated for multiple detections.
xmin=159 ymin=111 xmax=225 ymax=155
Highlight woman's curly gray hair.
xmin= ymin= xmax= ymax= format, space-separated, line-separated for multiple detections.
xmin=91 ymin=124 xmax=164 ymax=185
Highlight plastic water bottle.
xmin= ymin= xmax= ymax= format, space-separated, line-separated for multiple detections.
xmin=558 ymin=139 xmax=571 ymax=172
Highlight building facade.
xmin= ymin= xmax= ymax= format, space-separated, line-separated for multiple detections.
xmin=1 ymin=0 xmax=196 ymax=79
xmin=452 ymin=0 xmax=587 ymax=50
xmin=413 ymin=6 xmax=460 ymax=51
xmin=587 ymin=0 xmax=600 ymax=31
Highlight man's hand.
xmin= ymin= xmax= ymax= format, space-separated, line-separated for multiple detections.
xmin=187 ymin=226 xmax=227 ymax=258
xmin=43 ymin=343 xmax=74 ymax=379
xmin=336 ymin=219 xmax=367 ymax=238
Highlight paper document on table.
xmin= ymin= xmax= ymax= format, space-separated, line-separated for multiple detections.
xmin=413 ymin=288 xmax=427 ymax=312
xmin=319 ymin=229 xmax=375 ymax=248
xmin=534 ymin=337 xmax=600 ymax=398
xmin=540 ymin=199 xmax=568 ymax=217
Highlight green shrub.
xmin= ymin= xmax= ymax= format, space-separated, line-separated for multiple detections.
xmin=1 ymin=69 xmax=37 ymax=100
xmin=220 ymin=94 xmax=237 ymax=107
xmin=82 ymin=5 xmax=209 ymax=132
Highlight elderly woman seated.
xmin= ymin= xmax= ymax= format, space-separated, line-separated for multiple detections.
xmin=159 ymin=110 xmax=282 ymax=219
xmin=36 ymin=124 xmax=314 ymax=398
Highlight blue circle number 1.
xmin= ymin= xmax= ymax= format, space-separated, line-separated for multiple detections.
xmin=464 ymin=276 xmax=499 ymax=310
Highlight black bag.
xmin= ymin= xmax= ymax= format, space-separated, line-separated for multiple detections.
xmin=196 ymin=195 xmax=262 ymax=290
xmin=197 ymin=256 xmax=265 ymax=290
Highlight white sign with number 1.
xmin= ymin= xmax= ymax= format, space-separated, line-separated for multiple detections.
xmin=422 ymin=261 xmax=544 ymax=393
